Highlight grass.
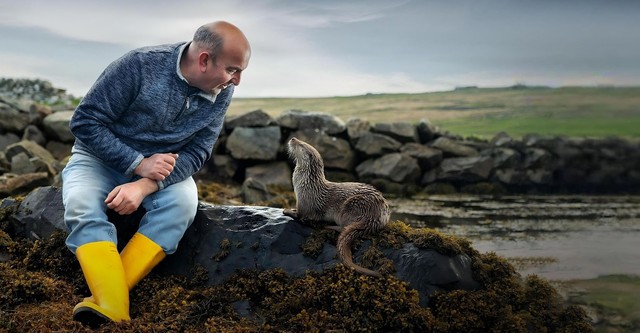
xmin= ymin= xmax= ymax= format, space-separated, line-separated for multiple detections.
xmin=227 ymin=86 xmax=640 ymax=139
xmin=569 ymin=275 xmax=640 ymax=319
xmin=565 ymin=275 xmax=640 ymax=332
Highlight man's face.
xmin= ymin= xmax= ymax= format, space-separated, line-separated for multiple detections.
xmin=204 ymin=45 xmax=250 ymax=95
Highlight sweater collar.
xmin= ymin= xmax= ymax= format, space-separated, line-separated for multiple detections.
xmin=176 ymin=42 xmax=218 ymax=103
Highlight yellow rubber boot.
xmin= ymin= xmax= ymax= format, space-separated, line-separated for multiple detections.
xmin=120 ymin=232 xmax=166 ymax=289
xmin=83 ymin=233 xmax=166 ymax=303
xmin=73 ymin=241 xmax=130 ymax=326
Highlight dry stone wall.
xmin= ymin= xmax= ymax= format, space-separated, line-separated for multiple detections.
xmin=1 ymin=80 xmax=639 ymax=198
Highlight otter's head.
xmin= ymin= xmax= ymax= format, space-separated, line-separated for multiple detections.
xmin=288 ymin=137 xmax=324 ymax=170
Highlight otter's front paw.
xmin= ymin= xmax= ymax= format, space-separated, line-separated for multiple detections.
xmin=283 ymin=208 xmax=298 ymax=219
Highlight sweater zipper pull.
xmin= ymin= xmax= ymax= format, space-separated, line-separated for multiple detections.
xmin=186 ymin=97 xmax=190 ymax=109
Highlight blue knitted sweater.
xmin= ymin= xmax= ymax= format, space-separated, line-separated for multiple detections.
xmin=69 ymin=42 xmax=233 ymax=190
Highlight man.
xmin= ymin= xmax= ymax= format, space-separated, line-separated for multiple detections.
xmin=62 ymin=21 xmax=251 ymax=326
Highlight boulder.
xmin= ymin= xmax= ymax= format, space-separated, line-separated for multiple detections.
xmin=416 ymin=118 xmax=439 ymax=143
xmin=371 ymin=122 xmax=419 ymax=143
xmin=345 ymin=117 xmax=371 ymax=144
xmin=226 ymin=126 xmax=281 ymax=160
xmin=0 ymin=101 xmax=30 ymax=133
xmin=22 ymin=124 xmax=47 ymax=147
xmin=0 ymin=172 xmax=50 ymax=198
xmin=245 ymin=161 xmax=292 ymax=189
xmin=42 ymin=110 xmax=75 ymax=143
xmin=288 ymin=130 xmax=356 ymax=171
xmin=354 ymin=132 xmax=402 ymax=157
xmin=356 ymin=153 xmax=421 ymax=183
xmin=431 ymin=137 xmax=479 ymax=157
xmin=276 ymin=110 xmax=346 ymax=135
xmin=225 ymin=109 xmax=274 ymax=130
xmin=400 ymin=143 xmax=443 ymax=171
xmin=0 ymin=132 xmax=21 ymax=151
xmin=7 ymin=186 xmax=479 ymax=307
xmin=4 ymin=140 xmax=60 ymax=176
xmin=437 ymin=156 xmax=493 ymax=183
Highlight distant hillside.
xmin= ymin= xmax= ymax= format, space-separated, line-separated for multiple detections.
xmin=228 ymin=86 xmax=640 ymax=138
xmin=2 ymin=78 xmax=638 ymax=139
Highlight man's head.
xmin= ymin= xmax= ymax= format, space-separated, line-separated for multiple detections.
xmin=188 ymin=21 xmax=251 ymax=95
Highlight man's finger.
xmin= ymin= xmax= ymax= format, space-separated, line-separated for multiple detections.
xmin=105 ymin=187 xmax=120 ymax=205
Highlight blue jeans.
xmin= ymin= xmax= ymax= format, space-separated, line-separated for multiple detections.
xmin=62 ymin=151 xmax=198 ymax=254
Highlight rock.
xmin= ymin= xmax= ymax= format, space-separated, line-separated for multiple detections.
xmin=225 ymin=109 xmax=274 ymax=130
xmin=7 ymin=186 xmax=479 ymax=307
xmin=417 ymin=118 xmax=439 ymax=143
xmin=0 ymin=172 xmax=50 ymax=197
xmin=245 ymin=161 xmax=292 ymax=189
xmin=400 ymin=143 xmax=443 ymax=171
xmin=210 ymin=154 xmax=238 ymax=180
xmin=523 ymin=148 xmax=554 ymax=169
xmin=5 ymin=140 xmax=60 ymax=176
xmin=356 ymin=153 xmax=421 ymax=183
xmin=226 ymin=126 xmax=281 ymax=160
xmin=276 ymin=110 xmax=346 ymax=135
xmin=241 ymin=177 xmax=273 ymax=203
xmin=21 ymin=125 xmax=47 ymax=148
xmin=288 ymin=130 xmax=356 ymax=171
xmin=494 ymin=169 xmax=529 ymax=186
xmin=527 ymin=169 xmax=554 ymax=185
xmin=437 ymin=156 xmax=493 ymax=183
xmin=6 ymin=186 xmax=67 ymax=239
xmin=431 ymin=137 xmax=479 ymax=157
xmin=354 ymin=132 xmax=402 ymax=157
xmin=371 ymin=122 xmax=419 ymax=143
xmin=345 ymin=117 xmax=371 ymax=144
xmin=0 ymin=101 xmax=30 ymax=133
xmin=45 ymin=141 xmax=72 ymax=161
xmin=490 ymin=131 xmax=514 ymax=146
xmin=10 ymin=152 xmax=37 ymax=174
xmin=42 ymin=110 xmax=75 ymax=143
xmin=481 ymin=147 xmax=521 ymax=169
xmin=0 ymin=132 xmax=20 ymax=151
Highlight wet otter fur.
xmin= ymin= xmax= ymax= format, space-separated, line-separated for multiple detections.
xmin=283 ymin=137 xmax=390 ymax=277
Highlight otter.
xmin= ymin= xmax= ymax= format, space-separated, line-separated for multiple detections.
xmin=283 ymin=137 xmax=390 ymax=277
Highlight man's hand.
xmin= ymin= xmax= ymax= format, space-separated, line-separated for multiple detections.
xmin=135 ymin=153 xmax=178 ymax=180
xmin=105 ymin=178 xmax=158 ymax=215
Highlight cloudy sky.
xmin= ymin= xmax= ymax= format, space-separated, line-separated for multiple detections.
xmin=1 ymin=0 xmax=638 ymax=98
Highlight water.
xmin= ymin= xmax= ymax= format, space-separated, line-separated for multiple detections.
xmin=389 ymin=195 xmax=640 ymax=280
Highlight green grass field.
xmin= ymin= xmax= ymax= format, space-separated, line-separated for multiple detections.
xmin=227 ymin=86 xmax=640 ymax=139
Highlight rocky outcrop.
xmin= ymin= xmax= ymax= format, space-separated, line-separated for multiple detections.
xmin=5 ymin=186 xmax=479 ymax=306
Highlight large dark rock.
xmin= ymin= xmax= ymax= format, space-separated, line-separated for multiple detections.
xmin=7 ymin=186 xmax=479 ymax=306
xmin=276 ymin=110 xmax=346 ymax=135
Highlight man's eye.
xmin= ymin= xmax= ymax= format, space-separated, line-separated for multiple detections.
xmin=227 ymin=69 xmax=237 ymax=74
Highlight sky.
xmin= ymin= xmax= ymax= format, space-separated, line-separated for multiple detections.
xmin=0 ymin=0 xmax=639 ymax=98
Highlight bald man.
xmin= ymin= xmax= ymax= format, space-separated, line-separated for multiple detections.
xmin=62 ymin=21 xmax=250 ymax=326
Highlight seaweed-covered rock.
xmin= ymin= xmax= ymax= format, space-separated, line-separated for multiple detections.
xmin=8 ymin=186 xmax=478 ymax=306
xmin=1 ymin=186 xmax=594 ymax=332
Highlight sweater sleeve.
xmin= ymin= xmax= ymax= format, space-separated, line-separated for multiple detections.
xmin=157 ymin=85 xmax=234 ymax=190
xmin=69 ymin=52 xmax=145 ymax=175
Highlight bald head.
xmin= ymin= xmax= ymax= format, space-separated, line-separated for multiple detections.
xmin=193 ymin=21 xmax=251 ymax=58
xmin=182 ymin=21 xmax=251 ymax=94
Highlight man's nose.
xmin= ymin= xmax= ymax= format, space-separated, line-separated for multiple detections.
xmin=231 ymin=72 xmax=242 ymax=86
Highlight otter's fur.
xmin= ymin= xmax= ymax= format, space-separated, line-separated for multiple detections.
xmin=283 ymin=137 xmax=390 ymax=277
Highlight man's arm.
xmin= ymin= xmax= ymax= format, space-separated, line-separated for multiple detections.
xmin=70 ymin=51 xmax=146 ymax=176
xmin=157 ymin=86 xmax=233 ymax=189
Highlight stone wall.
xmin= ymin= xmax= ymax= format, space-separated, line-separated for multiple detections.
xmin=1 ymin=90 xmax=639 ymax=199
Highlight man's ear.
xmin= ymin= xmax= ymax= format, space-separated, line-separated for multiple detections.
xmin=198 ymin=52 xmax=209 ymax=72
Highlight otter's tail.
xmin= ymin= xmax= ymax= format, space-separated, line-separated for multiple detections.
xmin=336 ymin=221 xmax=383 ymax=278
